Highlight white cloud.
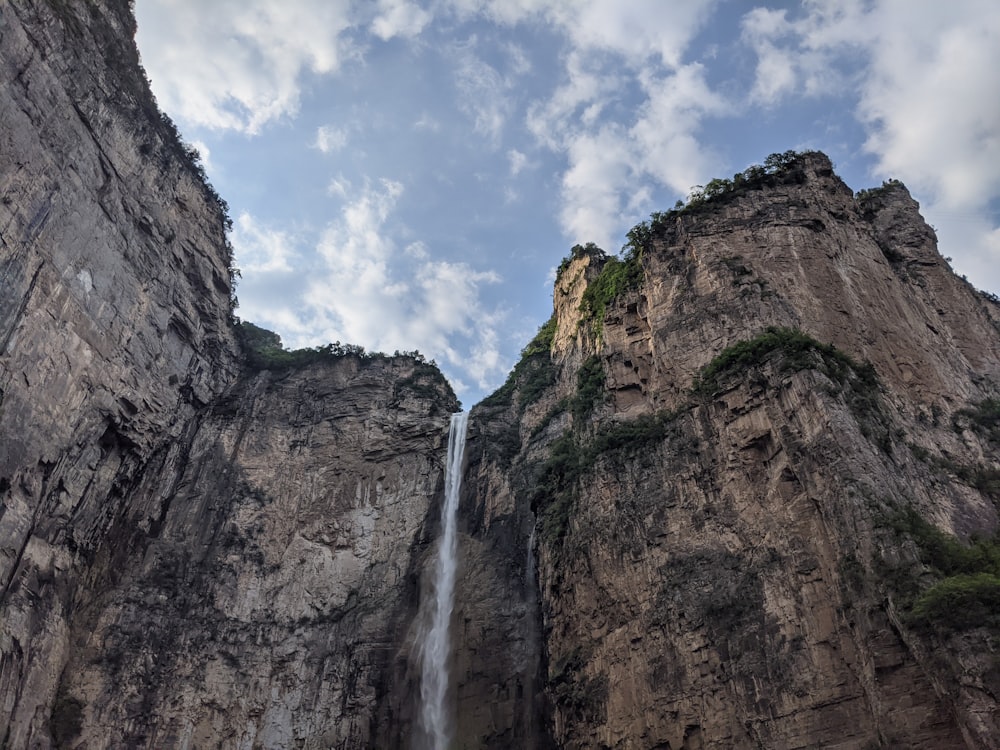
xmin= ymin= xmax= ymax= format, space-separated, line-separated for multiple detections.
xmin=930 ymin=213 xmax=1000 ymax=294
xmin=245 ymin=178 xmax=509 ymax=389
xmin=135 ymin=0 xmax=358 ymax=134
xmin=558 ymin=126 xmax=634 ymax=249
xmin=630 ymin=64 xmax=729 ymax=194
xmin=452 ymin=38 xmax=516 ymax=145
xmin=551 ymin=0 xmax=715 ymax=68
xmin=507 ymin=149 xmax=529 ymax=176
xmin=528 ymin=56 xmax=727 ymax=247
xmin=856 ymin=2 xmax=1000 ymax=211
xmin=741 ymin=2 xmax=866 ymax=102
xmin=525 ymin=50 xmax=623 ymax=148
xmin=413 ymin=111 xmax=442 ymax=131
xmin=739 ymin=0 xmax=1000 ymax=292
xmin=231 ymin=212 xmax=297 ymax=273
xmin=315 ymin=125 xmax=349 ymax=153
xmin=446 ymin=0 xmax=715 ymax=68
xmin=371 ymin=0 xmax=432 ymax=40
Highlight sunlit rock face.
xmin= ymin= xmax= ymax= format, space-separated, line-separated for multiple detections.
xmin=461 ymin=152 xmax=1000 ymax=749
xmin=3 ymin=2 xmax=1000 ymax=749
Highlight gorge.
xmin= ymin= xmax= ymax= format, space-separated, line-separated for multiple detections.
xmin=2 ymin=1 xmax=1000 ymax=749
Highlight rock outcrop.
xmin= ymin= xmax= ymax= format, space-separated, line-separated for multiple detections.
xmin=1 ymin=2 xmax=457 ymax=748
xmin=2 ymin=3 xmax=1000 ymax=750
xmin=459 ymin=155 xmax=1000 ymax=748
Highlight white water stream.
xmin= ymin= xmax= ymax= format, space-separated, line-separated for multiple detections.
xmin=418 ymin=411 xmax=469 ymax=749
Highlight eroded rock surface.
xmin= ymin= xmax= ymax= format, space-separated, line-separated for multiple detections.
xmin=1 ymin=3 xmax=458 ymax=748
xmin=460 ymin=154 xmax=1000 ymax=749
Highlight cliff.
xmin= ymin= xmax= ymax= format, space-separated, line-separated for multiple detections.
xmin=1 ymin=2 xmax=457 ymax=747
xmin=460 ymin=154 xmax=1000 ymax=748
xmin=2 ymin=3 xmax=1000 ymax=750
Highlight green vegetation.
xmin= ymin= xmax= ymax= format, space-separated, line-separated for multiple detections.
xmin=955 ymin=398 xmax=1000 ymax=442
xmin=692 ymin=327 xmax=892 ymax=450
xmin=623 ymin=150 xmax=819 ymax=254
xmin=854 ymin=178 xmax=904 ymax=204
xmin=910 ymin=574 xmax=1000 ymax=630
xmin=50 ymin=689 xmax=84 ymax=747
xmin=887 ymin=508 xmax=1000 ymax=633
xmin=235 ymin=321 xmax=371 ymax=370
xmin=547 ymin=647 xmax=608 ymax=724
xmin=557 ymin=241 xmax=607 ymax=277
xmin=571 ymin=355 xmax=605 ymax=422
xmin=691 ymin=327 xmax=877 ymax=397
xmin=910 ymin=428 xmax=1000 ymax=499
xmin=928 ymin=456 xmax=1000 ymax=499
xmin=533 ymin=411 xmax=685 ymax=547
xmin=233 ymin=321 xmax=446 ymax=401
xmin=480 ymin=316 xmax=558 ymax=412
xmin=577 ymin=246 xmax=644 ymax=338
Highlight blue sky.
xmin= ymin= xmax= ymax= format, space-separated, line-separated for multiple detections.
xmin=134 ymin=0 xmax=1000 ymax=406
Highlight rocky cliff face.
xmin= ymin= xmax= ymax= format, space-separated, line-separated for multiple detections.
xmin=1 ymin=3 xmax=457 ymax=748
xmin=3 ymin=3 xmax=1000 ymax=750
xmin=1 ymin=0 xmax=239 ymax=744
xmin=460 ymin=155 xmax=1000 ymax=748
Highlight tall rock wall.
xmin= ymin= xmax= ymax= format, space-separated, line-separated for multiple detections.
xmin=0 ymin=2 xmax=458 ymax=748
xmin=458 ymin=154 xmax=1000 ymax=748
xmin=1 ymin=0 xmax=240 ymax=744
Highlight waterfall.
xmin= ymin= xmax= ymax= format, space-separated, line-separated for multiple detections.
xmin=418 ymin=411 xmax=469 ymax=750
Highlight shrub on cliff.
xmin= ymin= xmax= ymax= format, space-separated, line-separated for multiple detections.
xmin=887 ymin=508 xmax=1000 ymax=633
xmin=234 ymin=320 xmax=369 ymax=371
xmin=480 ymin=315 xmax=558 ymax=412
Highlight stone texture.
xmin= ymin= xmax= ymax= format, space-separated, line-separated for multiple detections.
xmin=58 ymin=358 xmax=456 ymax=749
xmin=1 ymin=1 xmax=240 ymax=745
xmin=457 ymin=153 xmax=1000 ymax=749
xmin=0 ymin=3 xmax=459 ymax=748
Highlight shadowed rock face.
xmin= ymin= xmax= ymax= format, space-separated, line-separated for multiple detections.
xmin=1 ymin=2 xmax=459 ymax=747
xmin=2 ymin=4 xmax=1000 ymax=750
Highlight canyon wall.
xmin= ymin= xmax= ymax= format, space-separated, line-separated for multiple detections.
xmin=1 ymin=3 xmax=457 ymax=747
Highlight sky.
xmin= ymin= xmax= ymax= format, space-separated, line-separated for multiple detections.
xmin=134 ymin=0 xmax=1000 ymax=406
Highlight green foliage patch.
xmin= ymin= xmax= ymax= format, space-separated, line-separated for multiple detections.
xmin=854 ymin=178 xmax=905 ymax=205
xmin=50 ymin=689 xmax=84 ymax=747
xmin=887 ymin=508 xmax=1000 ymax=633
xmin=480 ymin=316 xmax=558 ymax=412
xmin=577 ymin=249 xmax=644 ymax=337
xmin=623 ymin=150 xmax=818 ymax=257
xmin=955 ymin=398 xmax=1000 ymax=442
xmin=235 ymin=321 xmax=371 ymax=370
xmin=910 ymin=573 xmax=1000 ymax=630
xmin=547 ymin=647 xmax=608 ymax=724
xmin=532 ymin=411 xmax=684 ymax=547
xmin=233 ymin=321 xmax=454 ymax=414
xmin=692 ymin=327 xmax=892 ymax=450
xmin=571 ymin=355 xmax=605 ymax=422
xmin=691 ymin=327 xmax=876 ymax=397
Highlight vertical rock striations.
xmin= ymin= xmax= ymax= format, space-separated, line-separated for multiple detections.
xmin=1 ymin=0 xmax=240 ymax=745
xmin=0 ymin=2 xmax=459 ymax=748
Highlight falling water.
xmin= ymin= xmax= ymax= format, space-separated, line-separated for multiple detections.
xmin=418 ymin=411 xmax=469 ymax=749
